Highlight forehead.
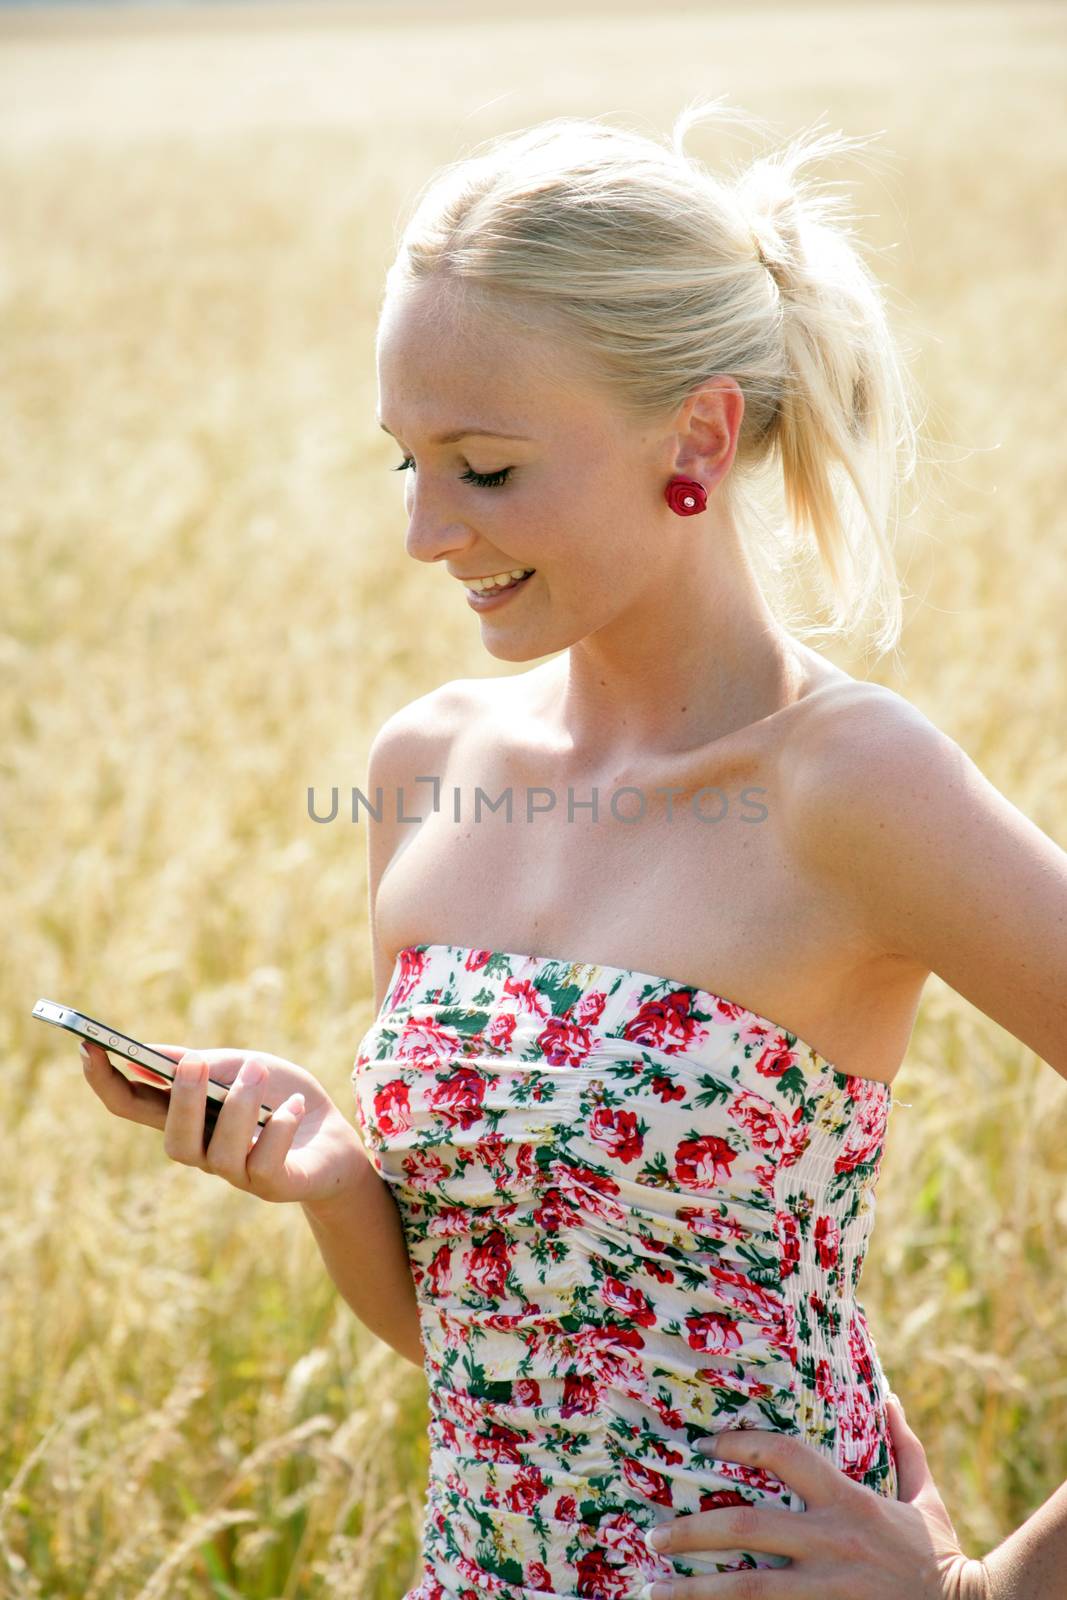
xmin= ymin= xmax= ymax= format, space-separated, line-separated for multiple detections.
xmin=376 ymin=281 xmax=601 ymax=438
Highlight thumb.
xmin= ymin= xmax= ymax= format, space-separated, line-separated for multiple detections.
xmin=886 ymin=1391 xmax=933 ymax=1504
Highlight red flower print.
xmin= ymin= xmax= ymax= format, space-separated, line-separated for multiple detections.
xmin=456 ymin=1553 xmax=509 ymax=1591
xmin=674 ymin=1133 xmax=738 ymax=1188
xmin=697 ymin=1486 xmax=753 ymax=1513
xmin=834 ymin=1131 xmax=883 ymax=1175
xmin=426 ymin=1204 xmax=472 ymax=1237
xmin=776 ymin=1210 xmax=800 ymax=1277
xmin=675 ymin=1205 xmax=748 ymax=1243
xmin=427 ymin=1243 xmax=452 ymax=1298
xmin=601 ymin=1274 xmax=657 ymax=1327
xmin=402 ymin=1148 xmax=452 ymax=1191
xmin=685 ymin=1309 xmax=743 ymax=1354
xmin=538 ymin=1016 xmax=598 ymax=1067
xmin=623 ymin=990 xmax=702 ymax=1053
xmin=752 ymin=1031 xmax=798 ymax=1079
xmin=599 ymin=1509 xmax=661 ymax=1570
xmin=815 ymin=1357 xmax=835 ymax=1400
xmin=836 ymin=1383 xmax=882 ymax=1481
xmin=465 ymin=1228 xmax=514 ymax=1299
xmin=848 ymin=1309 xmax=876 ymax=1386
xmin=470 ymin=1130 xmax=507 ymax=1169
xmin=728 ymin=1090 xmax=791 ymax=1153
xmin=575 ymin=1546 xmax=632 ymax=1598
xmin=705 ymin=1263 xmax=786 ymax=1329
xmin=502 ymin=974 xmax=552 ymax=1018
xmin=504 ymin=1463 xmax=549 ymax=1514
xmin=426 ymin=1064 xmax=486 ymax=1130
xmin=485 ymin=1304 xmax=542 ymax=1332
xmin=396 ymin=1014 xmax=465 ymax=1068
xmin=835 ymin=1082 xmax=889 ymax=1174
xmin=533 ymin=1187 xmax=582 ymax=1234
xmin=574 ymin=1323 xmax=647 ymax=1385
xmin=572 ymin=989 xmax=608 ymax=1026
xmin=651 ymin=1398 xmax=685 ymax=1430
xmin=553 ymin=1162 xmax=626 ymax=1224
xmin=554 ymin=1492 xmax=578 ymax=1522
xmin=514 ymin=1143 xmax=537 ymax=1184
xmin=373 ymin=1078 xmax=412 ymax=1139
xmin=814 ymin=1213 xmax=840 ymax=1269
xmin=646 ymin=1260 xmax=674 ymax=1283
xmin=561 ymin=1371 xmax=600 ymax=1416
xmin=620 ymin=1454 xmax=674 ymax=1507
xmin=472 ymin=1421 xmax=527 ymax=1465
xmin=587 ymin=1106 xmax=645 ymax=1162
xmin=526 ymin=1561 xmax=552 ymax=1592
xmin=464 ymin=949 xmax=494 ymax=973
xmin=513 ymin=1378 xmax=541 ymax=1407
xmin=651 ymin=1073 xmax=686 ymax=1102
xmin=777 ymin=1107 xmax=813 ymax=1169
xmin=485 ymin=1011 xmax=518 ymax=1049
xmin=388 ymin=945 xmax=430 ymax=1007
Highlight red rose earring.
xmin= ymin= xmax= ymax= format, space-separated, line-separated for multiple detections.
xmin=664 ymin=475 xmax=707 ymax=516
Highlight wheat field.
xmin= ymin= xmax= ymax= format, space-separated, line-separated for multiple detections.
xmin=2 ymin=2 xmax=1066 ymax=1595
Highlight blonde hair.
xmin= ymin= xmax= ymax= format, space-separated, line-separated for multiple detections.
xmin=383 ymin=97 xmax=925 ymax=660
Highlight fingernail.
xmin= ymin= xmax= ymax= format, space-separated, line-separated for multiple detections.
xmin=80 ymin=1042 xmax=91 ymax=1068
xmin=289 ymin=1094 xmax=306 ymax=1116
xmin=645 ymin=1526 xmax=667 ymax=1552
xmin=697 ymin=1435 xmax=718 ymax=1457
xmin=244 ymin=1060 xmax=267 ymax=1086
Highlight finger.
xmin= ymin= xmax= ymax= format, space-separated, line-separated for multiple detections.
xmin=647 ymin=1502 xmax=812 ymax=1562
xmin=162 ymin=1050 xmax=212 ymax=1166
xmin=202 ymin=1056 xmax=276 ymax=1186
xmin=647 ymin=1568 xmax=800 ymax=1598
xmin=146 ymin=1045 xmax=246 ymax=1087
xmin=245 ymin=1094 xmax=309 ymax=1196
xmin=81 ymin=1038 xmax=170 ymax=1129
xmin=885 ymin=1393 xmax=930 ymax=1504
xmin=696 ymin=1428 xmax=848 ymax=1510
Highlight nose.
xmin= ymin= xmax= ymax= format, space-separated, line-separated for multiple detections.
xmin=403 ymin=482 xmax=473 ymax=567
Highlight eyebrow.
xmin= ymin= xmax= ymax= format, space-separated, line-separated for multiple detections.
xmin=377 ymin=419 xmax=533 ymax=445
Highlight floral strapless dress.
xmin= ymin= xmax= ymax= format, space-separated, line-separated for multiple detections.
xmin=351 ymin=942 xmax=898 ymax=1600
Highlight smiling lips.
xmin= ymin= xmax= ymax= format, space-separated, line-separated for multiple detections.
xmin=459 ymin=567 xmax=536 ymax=594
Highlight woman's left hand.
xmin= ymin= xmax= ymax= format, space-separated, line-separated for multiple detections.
xmin=643 ymin=1394 xmax=991 ymax=1599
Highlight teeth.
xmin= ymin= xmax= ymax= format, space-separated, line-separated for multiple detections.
xmin=467 ymin=568 xmax=534 ymax=593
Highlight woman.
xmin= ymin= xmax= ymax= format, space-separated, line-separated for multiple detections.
xmin=82 ymin=102 xmax=1066 ymax=1599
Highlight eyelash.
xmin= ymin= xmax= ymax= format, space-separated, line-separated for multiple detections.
xmin=391 ymin=456 xmax=513 ymax=490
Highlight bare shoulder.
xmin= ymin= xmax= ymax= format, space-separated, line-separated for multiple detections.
xmin=791 ymin=678 xmax=954 ymax=777
xmin=367 ymin=676 xmax=485 ymax=771
xmin=364 ymin=678 xmax=486 ymax=1011
xmin=786 ymin=678 xmax=964 ymax=842
xmin=784 ymin=676 xmax=1067 ymax=1074
xmin=783 ymin=678 xmax=977 ymax=956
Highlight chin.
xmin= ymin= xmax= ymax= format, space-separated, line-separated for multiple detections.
xmin=479 ymin=638 xmax=545 ymax=664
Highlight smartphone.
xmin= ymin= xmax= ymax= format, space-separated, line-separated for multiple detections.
xmin=31 ymin=998 xmax=274 ymax=1142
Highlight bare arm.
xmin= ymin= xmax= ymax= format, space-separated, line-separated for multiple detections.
xmin=791 ymin=685 xmax=1067 ymax=1598
xmin=301 ymin=1155 xmax=423 ymax=1367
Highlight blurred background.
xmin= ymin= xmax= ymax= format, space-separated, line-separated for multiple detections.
xmin=3 ymin=1 xmax=1065 ymax=1595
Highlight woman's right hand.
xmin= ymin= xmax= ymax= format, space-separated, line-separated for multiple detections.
xmin=81 ymin=1039 xmax=369 ymax=1207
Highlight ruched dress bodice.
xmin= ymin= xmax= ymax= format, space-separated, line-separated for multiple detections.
xmin=351 ymin=942 xmax=898 ymax=1600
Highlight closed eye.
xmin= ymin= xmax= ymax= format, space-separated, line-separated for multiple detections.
xmin=391 ymin=457 xmax=513 ymax=489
